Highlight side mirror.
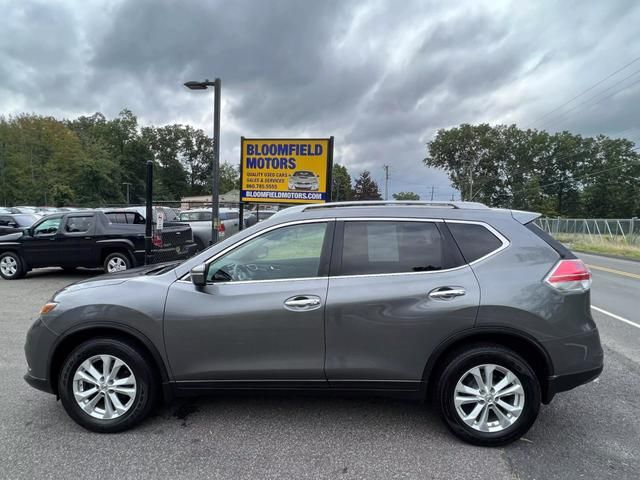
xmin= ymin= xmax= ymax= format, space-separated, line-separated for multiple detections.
xmin=190 ymin=263 xmax=208 ymax=287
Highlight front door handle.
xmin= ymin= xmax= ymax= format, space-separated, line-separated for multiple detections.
xmin=429 ymin=286 xmax=466 ymax=300
xmin=284 ymin=295 xmax=322 ymax=311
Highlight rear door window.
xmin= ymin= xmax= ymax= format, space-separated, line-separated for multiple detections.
xmin=64 ymin=215 xmax=95 ymax=234
xmin=447 ymin=222 xmax=504 ymax=263
xmin=339 ymin=221 xmax=449 ymax=275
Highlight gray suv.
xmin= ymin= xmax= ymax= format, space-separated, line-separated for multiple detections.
xmin=24 ymin=201 xmax=603 ymax=446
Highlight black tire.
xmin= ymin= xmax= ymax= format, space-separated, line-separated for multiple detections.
xmin=58 ymin=338 xmax=157 ymax=433
xmin=0 ymin=251 xmax=25 ymax=280
xmin=103 ymin=251 xmax=131 ymax=273
xmin=436 ymin=344 xmax=541 ymax=447
xmin=195 ymin=237 xmax=205 ymax=252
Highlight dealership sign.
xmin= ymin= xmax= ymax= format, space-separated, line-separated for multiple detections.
xmin=240 ymin=138 xmax=333 ymax=204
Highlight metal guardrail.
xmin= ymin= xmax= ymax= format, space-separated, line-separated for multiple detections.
xmin=536 ymin=217 xmax=640 ymax=245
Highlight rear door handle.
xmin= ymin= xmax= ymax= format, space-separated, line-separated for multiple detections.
xmin=284 ymin=295 xmax=322 ymax=311
xmin=428 ymin=286 xmax=466 ymax=300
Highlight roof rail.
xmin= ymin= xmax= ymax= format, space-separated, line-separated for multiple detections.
xmin=302 ymin=200 xmax=489 ymax=211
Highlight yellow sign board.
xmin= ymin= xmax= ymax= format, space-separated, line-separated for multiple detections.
xmin=240 ymin=138 xmax=333 ymax=204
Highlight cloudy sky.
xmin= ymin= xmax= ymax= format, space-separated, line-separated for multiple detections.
xmin=1 ymin=0 xmax=639 ymax=199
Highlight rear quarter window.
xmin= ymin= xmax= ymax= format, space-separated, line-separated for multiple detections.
xmin=447 ymin=222 xmax=504 ymax=263
xmin=525 ymin=222 xmax=576 ymax=259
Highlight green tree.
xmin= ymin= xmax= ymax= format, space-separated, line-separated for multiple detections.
xmin=331 ymin=164 xmax=352 ymax=201
xmin=219 ymin=162 xmax=240 ymax=193
xmin=352 ymin=170 xmax=382 ymax=200
xmin=425 ymin=123 xmax=640 ymax=217
xmin=393 ymin=191 xmax=420 ymax=200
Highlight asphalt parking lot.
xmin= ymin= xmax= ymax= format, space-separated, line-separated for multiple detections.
xmin=1 ymin=260 xmax=639 ymax=480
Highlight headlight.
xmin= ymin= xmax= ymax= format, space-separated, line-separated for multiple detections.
xmin=39 ymin=302 xmax=58 ymax=315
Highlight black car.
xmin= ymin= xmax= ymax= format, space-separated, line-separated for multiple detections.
xmin=0 ymin=213 xmax=39 ymax=236
xmin=0 ymin=210 xmax=197 ymax=279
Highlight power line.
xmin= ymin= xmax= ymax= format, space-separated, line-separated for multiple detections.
xmin=471 ymin=144 xmax=640 ymax=201
xmin=531 ymin=55 xmax=640 ymax=126
xmin=541 ymin=68 xmax=640 ymax=130
xmin=509 ymin=146 xmax=640 ymax=197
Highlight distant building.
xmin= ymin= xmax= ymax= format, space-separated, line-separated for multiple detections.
xmin=181 ymin=190 xmax=240 ymax=210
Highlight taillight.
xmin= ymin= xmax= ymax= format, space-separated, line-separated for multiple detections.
xmin=544 ymin=259 xmax=591 ymax=292
xmin=218 ymin=223 xmax=225 ymax=234
xmin=152 ymin=233 xmax=163 ymax=248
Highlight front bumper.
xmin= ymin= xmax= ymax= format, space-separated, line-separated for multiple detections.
xmin=24 ymin=372 xmax=53 ymax=393
xmin=24 ymin=316 xmax=58 ymax=395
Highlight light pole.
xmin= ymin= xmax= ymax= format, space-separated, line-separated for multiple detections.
xmin=184 ymin=78 xmax=221 ymax=245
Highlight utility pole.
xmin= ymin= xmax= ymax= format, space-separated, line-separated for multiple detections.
xmin=383 ymin=164 xmax=389 ymax=200
xmin=122 ymin=182 xmax=132 ymax=205
xmin=430 ymin=185 xmax=435 ymax=201
xmin=0 ymin=142 xmax=6 ymax=206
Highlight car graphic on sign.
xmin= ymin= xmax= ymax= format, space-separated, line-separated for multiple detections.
xmin=288 ymin=170 xmax=319 ymax=191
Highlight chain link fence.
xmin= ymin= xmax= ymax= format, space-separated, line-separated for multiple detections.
xmin=535 ymin=217 xmax=640 ymax=245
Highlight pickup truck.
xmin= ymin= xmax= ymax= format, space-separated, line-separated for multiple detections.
xmin=0 ymin=210 xmax=197 ymax=279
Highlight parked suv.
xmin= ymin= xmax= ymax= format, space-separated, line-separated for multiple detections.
xmin=24 ymin=201 xmax=602 ymax=445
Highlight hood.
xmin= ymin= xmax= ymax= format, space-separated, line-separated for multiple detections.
xmin=0 ymin=231 xmax=24 ymax=242
xmin=57 ymin=262 xmax=179 ymax=295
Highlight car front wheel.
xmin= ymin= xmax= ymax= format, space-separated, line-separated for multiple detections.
xmin=436 ymin=344 xmax=541 ymax=446
xmin=0 ymin=251 xmax=25 ymax=280
xmin=58 ymin=338 xmax=157 ymax=432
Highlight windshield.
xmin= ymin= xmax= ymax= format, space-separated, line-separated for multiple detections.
xmin=14 ymin=214 xmax=38 ymax=227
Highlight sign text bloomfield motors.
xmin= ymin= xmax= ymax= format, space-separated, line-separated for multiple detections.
xmin=240 ymin=138 xmax=333 ymax=204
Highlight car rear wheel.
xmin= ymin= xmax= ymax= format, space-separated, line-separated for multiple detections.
xmin=0 ymin=251 xmax=25 ymax=280
xmin=103 ymin=252 xmax=131 ymax=273
xmin=58 ymin=338 xmax=156 ymax=432
xmin=436 ymin=344 xmax=540 ymax=446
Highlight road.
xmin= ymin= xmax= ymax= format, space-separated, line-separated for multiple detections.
xmin=0 ymin=257 xmax=638 ymax=480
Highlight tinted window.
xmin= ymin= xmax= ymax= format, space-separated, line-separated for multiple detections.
xmin=106 ymin=213 xmax=127 ymax=224
xmin=227 ymin=212 xmax=239 ymax=220
xmin=341 ymin=221 xmax=445 ymax=275
xmin=64 ymin=216 xmax=94 ymax=233
xmin=525 ymin=222 xmax=576 ymax=259
xmin=180 ymin=211 xmax=212 ymax=221
xmin=447 ymin=223 xmax=503 ymax=263
xmin=0 ymin=216 xmax=11 ymax=226
xmin=207 ymin=222 xmax=328 ymax=282
xmin=33 ymin=217 xmax=61 ymax=236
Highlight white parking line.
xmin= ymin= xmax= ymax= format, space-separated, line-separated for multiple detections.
xmin=592 ymin=305 xmax=640 ymax=330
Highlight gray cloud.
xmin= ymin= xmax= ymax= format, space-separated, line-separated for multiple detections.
xmin=1 ymin=0 xmax=640 ymax=199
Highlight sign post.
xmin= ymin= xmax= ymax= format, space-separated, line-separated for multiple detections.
xmin=238 ymin=138 xmax=333 ymax=227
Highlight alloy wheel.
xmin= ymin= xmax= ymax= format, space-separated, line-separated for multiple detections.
xmin=72 ymin=354 xmax=137 ymax=420
xmin=107 ymin=257 xmax=127 ymax=273
xmin=453 ymin=363 xmax=525 ymax=433
xmin=0 ymin=256 xmax=18 ymax=277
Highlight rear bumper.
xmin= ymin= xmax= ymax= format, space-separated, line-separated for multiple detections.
xmin=545 ymin=364 xmax=603 ymax=403
xmin=541 ymin=327 xmax=604 ymax=403
xmin=146 ymin=243 xmax=198 ymax=263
